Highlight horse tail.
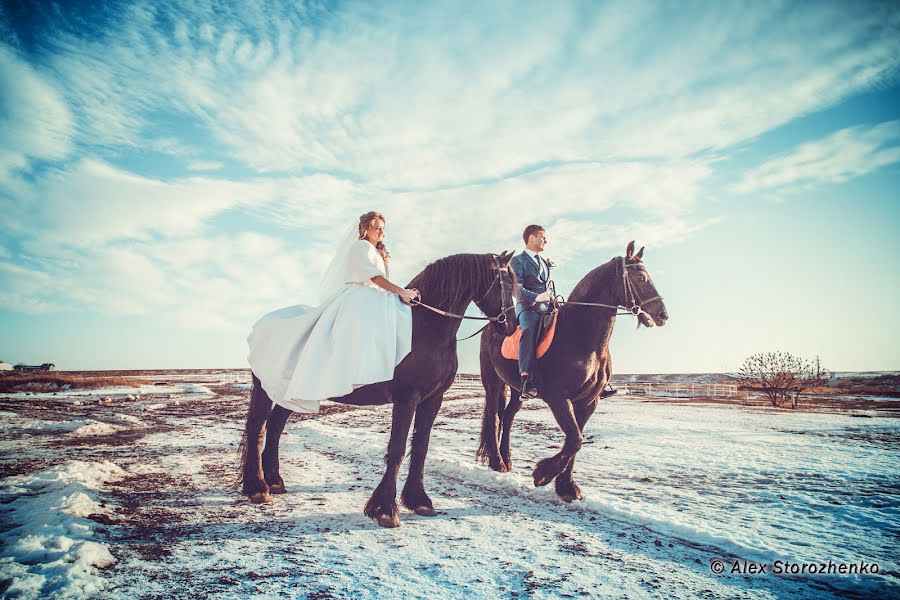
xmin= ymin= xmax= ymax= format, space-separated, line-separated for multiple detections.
xmin=476 ymin=338 xmax=505 ymax=463
xmin=235 ymin=373 xmax=271 ymax=489
xmin=476 ymin=403 xmax=497 ymax=463
xmin=476 ymin=382 xmax=507 ymax=463
xmin=235 ymin=428 xmax=248 ymax=488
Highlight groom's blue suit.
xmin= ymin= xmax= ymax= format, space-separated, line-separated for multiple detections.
xmin=510 ymin=251 xmax=552 ymax=375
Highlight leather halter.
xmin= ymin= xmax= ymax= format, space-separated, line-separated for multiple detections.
xmin=619 ymin=256 xmax=663 ymax=318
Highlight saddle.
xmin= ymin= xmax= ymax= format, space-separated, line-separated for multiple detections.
xmin=501 ymin=309 xmax=558 ymax=361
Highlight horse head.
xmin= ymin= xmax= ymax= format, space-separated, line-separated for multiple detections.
xmin=623 ymin=241 xmax=668 ymax=328
xmin=474 ymin=251 xmax=518 ymax=336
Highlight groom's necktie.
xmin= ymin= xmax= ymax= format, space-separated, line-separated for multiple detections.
xmin=533 ymin=254 xmax=545 ymax=280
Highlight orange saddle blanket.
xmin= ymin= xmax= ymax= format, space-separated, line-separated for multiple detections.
xmin=501 ymin=311 xmax=559 ymax=360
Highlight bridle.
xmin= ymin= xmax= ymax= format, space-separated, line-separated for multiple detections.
xmin=473 ymin=255 xmax=515 ymax=325
xmin=410 ymin=254 xmax=515 ymax=328
xmin=550 ymin=256 xmax=663 ymax=320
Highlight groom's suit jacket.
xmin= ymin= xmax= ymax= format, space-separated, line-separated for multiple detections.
xmin=510 ymin=251 xmax=552 ymax=318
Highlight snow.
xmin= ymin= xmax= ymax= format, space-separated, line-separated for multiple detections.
xmin=1 ymin=381 xmax=213 ymax=402
xmin=1 ymin=370 xmax=897 ymax=598
xmin=0 ymin=411 xmax=93 ymax=434
xmin=0 ymin=461 xmax=127 ymax=599
xmin=70 ymin=422 xmax=127 ymax=437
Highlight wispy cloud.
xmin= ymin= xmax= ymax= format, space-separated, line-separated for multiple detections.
xmin=186 ymin=160 xmax=223 ymax=172
xmin=6 ymin=2 xmax=896 ymax=189
xmin=0 ymin=45 xmax=73 ymax=177
xmin=0 ymin=155 xmax=711 ymax=329
xmin=733 ymin=120 xmax=900 ymax=195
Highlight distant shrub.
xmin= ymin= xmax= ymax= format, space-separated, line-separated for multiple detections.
xmin=738 ymin=352 xmax=829 ymax=408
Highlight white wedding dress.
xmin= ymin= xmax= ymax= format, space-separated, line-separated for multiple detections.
xmin=247 ymin=232 xmax=412 ymax=413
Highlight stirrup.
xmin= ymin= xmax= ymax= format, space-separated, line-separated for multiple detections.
xmin=599 ymin=385 xmax=617 ymax=399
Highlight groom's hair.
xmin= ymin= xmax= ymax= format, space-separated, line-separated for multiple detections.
xmin=522 ymin=224 xmax=544 ymax=244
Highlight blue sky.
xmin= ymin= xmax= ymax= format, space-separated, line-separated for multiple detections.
xmin=1 ymin=1 xmax=899 ymax=373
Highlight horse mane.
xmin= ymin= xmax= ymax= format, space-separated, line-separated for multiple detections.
xmin=408 ymin=253 xmax=495 ymax=311
xmin=567 ymin=256 xmax=621 ymax=303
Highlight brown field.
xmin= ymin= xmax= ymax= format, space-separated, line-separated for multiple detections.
xmin=0 ymin=372 xmax=151 ymax=393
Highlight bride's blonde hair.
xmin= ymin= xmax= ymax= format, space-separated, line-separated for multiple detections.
xmin=358 ymin=211 xmax=389 ymax=263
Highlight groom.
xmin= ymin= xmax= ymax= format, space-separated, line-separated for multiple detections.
xmin=510 ymin=224 xmax=553 ymax=399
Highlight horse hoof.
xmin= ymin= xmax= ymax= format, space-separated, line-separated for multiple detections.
xmin=268 ymin=483 xmax=286 ymax=494
xmin=559 ymin=494 xmax=577 ymax=503
xmin=249 ymin=491 xmax=271 ymax=504
xmin=413 ymin=506 xmax=437 ymax=517
xmin=533 ymin=468 xmax=553 ymax=487
xmin=377 ymin=513 xmax=401 ymax=528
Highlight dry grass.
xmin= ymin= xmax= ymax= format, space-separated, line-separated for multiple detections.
xmin=0 ymin=372 xmax=150 ymax=393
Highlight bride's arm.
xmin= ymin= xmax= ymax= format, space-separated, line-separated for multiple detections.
xmin=371 ymin=276 xmax=419 ymax=305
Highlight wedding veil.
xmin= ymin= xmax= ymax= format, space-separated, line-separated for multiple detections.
xmin=319 ymin=222 xmax=361 ymax=302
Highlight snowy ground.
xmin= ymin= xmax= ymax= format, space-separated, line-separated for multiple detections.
xmin=1 ymin=371 xmax=897 ymax=599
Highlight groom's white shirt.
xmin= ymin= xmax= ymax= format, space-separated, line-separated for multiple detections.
xmin=523 ymin=248 xmax=546 ymax=279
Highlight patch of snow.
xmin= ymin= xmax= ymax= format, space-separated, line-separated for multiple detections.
xmin=0 ymin=461 xmax=127 ymax=599
xmin=70 ymin=421 xmax=128 ymax=437
xmin=178 ymin=383 xmax=213 ymax=395
xmin=112 ymin=414 xmax=145 ymax=426
xmin=0 ymin=412 xmax=92 ymax=434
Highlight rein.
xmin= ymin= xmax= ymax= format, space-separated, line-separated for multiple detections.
xmin=548 ymin=257 xmax=663 ymax=319
xmin=411 ymin=255 xmax=662 ymax=340
xmin=411 ymin=301 xmax=506 ymax=322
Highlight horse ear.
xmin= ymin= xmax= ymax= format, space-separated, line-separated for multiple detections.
xmin=500 ymin=250 xmax=514 ymax=266
xmin=635 ymin=246 xmax=644 ymax=261
xmin=626 ymin=241 xmax=635 ymax=259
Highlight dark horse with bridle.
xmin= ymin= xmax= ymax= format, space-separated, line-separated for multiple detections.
xmin=477 ymin=242 xmax=668 ymax=501
xmin=239 ymin=251 xmax=518 ymax=527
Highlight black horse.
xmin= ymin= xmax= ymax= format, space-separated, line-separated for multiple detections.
xmin=240 ymin=251 xmax=518 ymax=527
xmin=477 ymin=242 xmax=668 ymax=501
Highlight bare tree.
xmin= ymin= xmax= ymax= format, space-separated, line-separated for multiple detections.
xmin=738 ymin=352 xmax=829 ymax=408
xmin=789 ymin=355 xmax=830 ymax=409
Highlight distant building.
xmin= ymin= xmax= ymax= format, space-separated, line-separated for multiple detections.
xmin=13 ymin=363 xmax=56 ymax=372
xmin=0 ymin=362 xmax=12 ymax=371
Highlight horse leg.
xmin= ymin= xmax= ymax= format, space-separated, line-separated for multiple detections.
xmin=401 ymin=392 xmax=443 ymax=516
xmin=556 ymin=358 xmax=610 ymax=499
xmin=476 ymin=359 xmax=508 ymax=472
xmin=364 ymin=388 xmax=418 ymax=528
xmin=261 ymin=404 xmax=292 ymax=494
xmin=240 ymin=374 xmax=273 ymax=504
xmin=532 ymin=396 xmax=582 ymax=488
xmin=499 ymin=388 xmax=523 ymax=471
xmin=555 ymin=399 xmax=598 ymax=502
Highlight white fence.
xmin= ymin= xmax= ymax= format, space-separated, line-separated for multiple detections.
xmin=452 ymin=374 xmax=740 ymax=399
xmin=621 ymin=382 xmax=739 ymax=398
xmin=452 ymin=373 xmax=485 ymax=390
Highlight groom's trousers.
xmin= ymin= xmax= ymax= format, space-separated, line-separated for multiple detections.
xmin=517 ymin=303 xmax=548 ymax=375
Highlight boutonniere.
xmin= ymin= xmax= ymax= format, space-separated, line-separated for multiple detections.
xmin=544 ymin=258 xmax=556 ymax=269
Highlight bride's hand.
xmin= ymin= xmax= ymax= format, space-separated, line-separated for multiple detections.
xmin=398 ymin=288 xmax=419 ymax=305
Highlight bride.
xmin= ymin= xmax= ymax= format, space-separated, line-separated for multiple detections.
xmin=247 ymin=211 xmax=419 ymax=413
